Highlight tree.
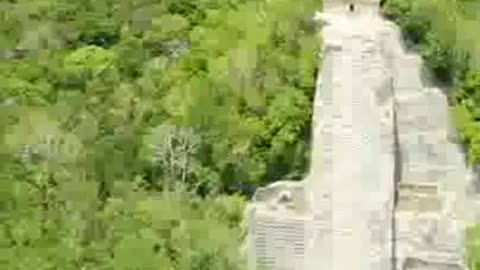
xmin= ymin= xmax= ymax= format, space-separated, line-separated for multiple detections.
xmin=141 ymin=124 xmax=200 ymax=189
xmin=0 ymin=0 xmax=322 ymax=268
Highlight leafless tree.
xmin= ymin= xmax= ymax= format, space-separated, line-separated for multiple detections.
xmin=144 ymin=124 xmax=200 ymax=189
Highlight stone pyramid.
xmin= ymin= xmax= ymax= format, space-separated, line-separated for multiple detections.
xmin=246 ymin=1 xmax=475 ymax=270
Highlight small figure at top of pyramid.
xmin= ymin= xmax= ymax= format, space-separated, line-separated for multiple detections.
xmin=323 ymin=0 xmax=380 ymax=13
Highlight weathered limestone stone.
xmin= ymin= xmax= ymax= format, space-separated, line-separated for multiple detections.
xmin=246 ymin=181 xmax=311 ymax=270
xmin=246 ymin=1 xmax=473 ymax=269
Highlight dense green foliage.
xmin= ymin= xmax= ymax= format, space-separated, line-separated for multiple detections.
xmin=467 ymin=223 xmax=480 ymax=270
xmin=1 ymin=183 xmax=247 ymax=270
xmin=382 ymin=0 xmax=480 ymax=268
xmin=0 ymin=0 xmax=321 ymax=268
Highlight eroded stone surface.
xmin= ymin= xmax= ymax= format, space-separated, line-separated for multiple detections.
xmin=246 ymin=1 xmax=473 ymax=269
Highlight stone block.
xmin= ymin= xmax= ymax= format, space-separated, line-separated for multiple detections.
xmin=393 ymin=55 xmax=424 ymax=92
